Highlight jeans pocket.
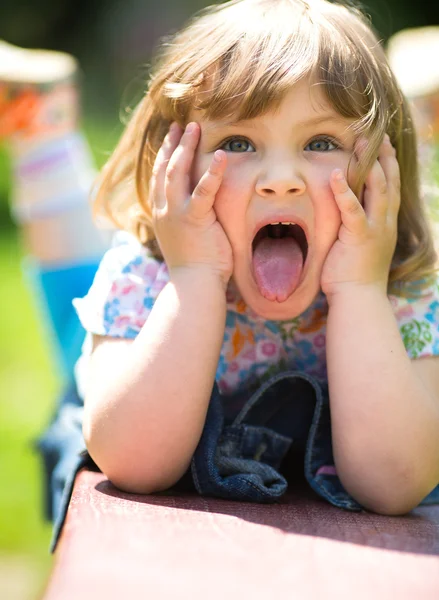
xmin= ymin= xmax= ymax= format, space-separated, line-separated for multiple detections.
xmin=218 ymin=424 xmax=292 ymax=472
xmin=191 ymin=387 xmax=290 ymax=501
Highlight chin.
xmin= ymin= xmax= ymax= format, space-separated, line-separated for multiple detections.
xmin=234 ymin=275 xmax=321 ymax=321
xmin=231 ymin=219 xmax=325 ymax=320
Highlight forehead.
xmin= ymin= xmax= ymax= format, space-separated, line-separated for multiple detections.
xmin=192 ymin=79 xmax=354 ymax=131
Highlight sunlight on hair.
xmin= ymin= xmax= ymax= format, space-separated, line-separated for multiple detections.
xmin=93 ymin=0 xmax=438 ymax=294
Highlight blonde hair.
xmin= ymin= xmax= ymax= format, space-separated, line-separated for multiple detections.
xmin=94 ymin=0 xmax=437 ymax=293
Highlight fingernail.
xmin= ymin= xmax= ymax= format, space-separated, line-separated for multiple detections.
xmin=214 ymin=150 xmax=222 ymax=162
xmin=164 ymin=122 xmax=178 ymax=142
xmin=185 ymin=122 xmax=196 ymax=134
xmin=384 ymin=133 xmax=393 ymax=148
xmin=356 ymin=137 xmax=368 ymax=152
xmin=334 ymin=169 xmax=344 ymax=180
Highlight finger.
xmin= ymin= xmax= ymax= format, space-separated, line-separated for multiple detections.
xmin=356 ymin=136 xmax=388 ymax=224
xmin=378 ymin=135 xmax=401 ymax=217
xmin=165 ymin=122 xmax=201 ymax=208
xmin=330 ymin=169 xmax=368 ymax=235
xmin=150 ymin=123 xmax=182 ymax=210
xmin=362 ymin=160 xmax=388 ymax=223
xmin=190 ymin=150 xmax=227 ymax=218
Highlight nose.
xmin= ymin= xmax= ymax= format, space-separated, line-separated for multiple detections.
xmin=255 ymin=154 xmax=305 ymax=197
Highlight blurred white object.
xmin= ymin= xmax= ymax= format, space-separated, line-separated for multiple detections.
xmin=0 ymin=40 xmax=77 ymax=84
xmin=388 ymin=26 xmax=439 ymax=213
xmin=387 ymin=27 xmax=439 ymax=145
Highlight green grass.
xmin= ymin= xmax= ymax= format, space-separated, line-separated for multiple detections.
xmin=0 ymin=228 xmax=57 ymax=549
xmin=0 ymin=227 xmax=57 ymax=595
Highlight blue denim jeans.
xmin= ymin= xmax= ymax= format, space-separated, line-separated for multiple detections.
xmin=38 ymin=371 xmax=439 ymax=551
xmin=190 ymin=371 xmax=362 ymax=508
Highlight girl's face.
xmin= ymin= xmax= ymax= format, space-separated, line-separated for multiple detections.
xmin=191 ymin=78 xmax=358 ymax=319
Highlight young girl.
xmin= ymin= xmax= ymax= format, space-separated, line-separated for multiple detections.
xmin=49 ymin=0 xmax=439 ymax=546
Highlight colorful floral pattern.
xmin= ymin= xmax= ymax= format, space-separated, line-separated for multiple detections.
xmin=74 ymin=232 xmax=439 ymax=396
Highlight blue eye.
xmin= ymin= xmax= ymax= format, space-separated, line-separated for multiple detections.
xmin=305 ymin=137 xmax=339 ymax=152
xmin=221 ymin=138 xmax=255 ymax=152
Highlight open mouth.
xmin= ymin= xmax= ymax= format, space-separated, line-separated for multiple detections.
xmin=251 ymin=222 xmax=309 ymax=302
xmin=252 ymin=223 xmax=308 ymax=261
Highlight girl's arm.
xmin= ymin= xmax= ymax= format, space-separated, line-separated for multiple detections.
xmin=326 ymin=285 xmax=439 ymax=515
xmin=322 ymin=135 xmax=439 ymax=514
xmin=84 ymin=267 xmax=227 ymax=494
xmin=84 ymin=123 xmax=233 ymax=494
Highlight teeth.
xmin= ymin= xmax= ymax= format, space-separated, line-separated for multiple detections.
xmin=270 ymin=221 xmax=295 ymax=226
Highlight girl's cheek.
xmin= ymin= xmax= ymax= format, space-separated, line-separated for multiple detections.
xmin=309 ymin=175 xmax=341 ymax=230
xmin=213 ymin=175 xmax=238 ymax=210
xmin=310 ymin=168 xmax=335 ymax=197
xmin=191 ymin=149 xmax=209 ymax=188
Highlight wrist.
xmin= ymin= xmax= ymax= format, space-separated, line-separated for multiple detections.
xmin=325 ymin=281 xmax=389 ymax=309
xmin=169 ymin=264 xmax=231 ymax=293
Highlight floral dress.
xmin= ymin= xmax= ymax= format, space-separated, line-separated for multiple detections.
xmin=73 ymin=231 xmax=439 ymax=401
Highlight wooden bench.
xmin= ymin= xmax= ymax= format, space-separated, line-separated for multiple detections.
xmin=42 ymin=469 xmax=439 ymax=599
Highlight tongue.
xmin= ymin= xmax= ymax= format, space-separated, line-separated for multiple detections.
xmin=252 ymin=237 xmax=303 ymax=302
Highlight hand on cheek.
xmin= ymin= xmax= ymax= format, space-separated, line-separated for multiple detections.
xmin=321 ymin=134 xmax=401 ymax=302
xmin=149 ymin=122 xmax=234 ymax=287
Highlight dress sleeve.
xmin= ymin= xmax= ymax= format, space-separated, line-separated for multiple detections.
xmin=389 ymin=277 xmax=439 ymax=359
xmin=72 ymin=231 xmax=169 ymax=338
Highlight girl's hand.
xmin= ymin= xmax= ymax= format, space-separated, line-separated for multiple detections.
xmin=149 ymin=122 xmax=233 ymax=287
xmin=321 ymin=135 xmax=401 ymax=302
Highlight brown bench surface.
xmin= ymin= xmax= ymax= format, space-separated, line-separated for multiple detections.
xmin=43 ymin=470 xmax=439 ymax=599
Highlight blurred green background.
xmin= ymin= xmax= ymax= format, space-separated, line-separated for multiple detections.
xmin=0 ymin=0 xmax=438 ymax=598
